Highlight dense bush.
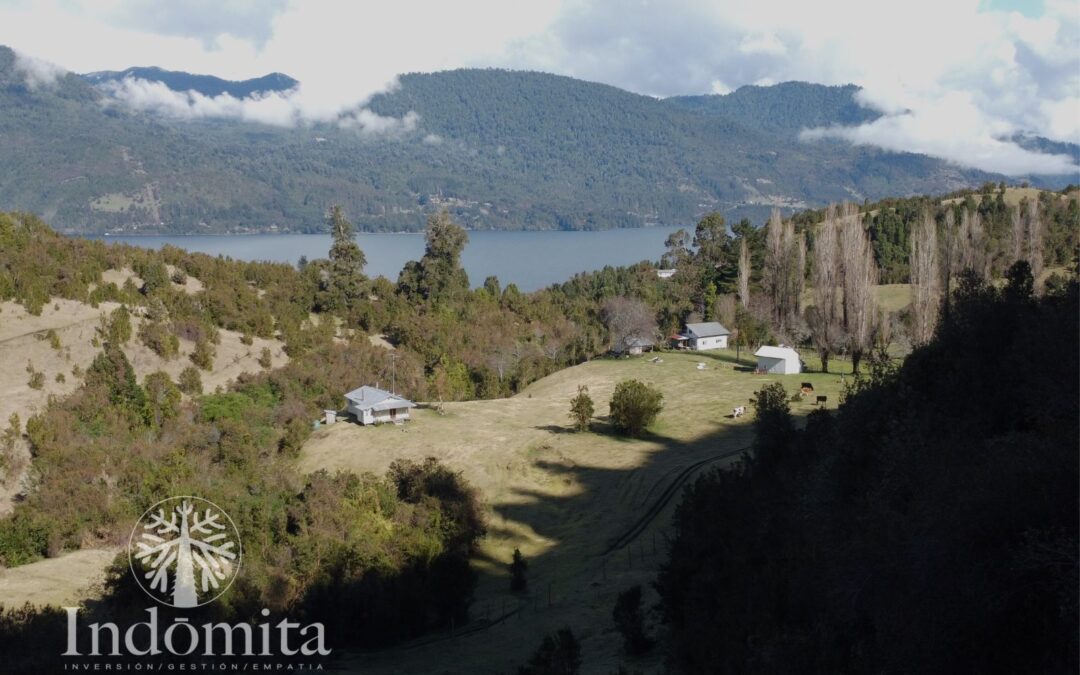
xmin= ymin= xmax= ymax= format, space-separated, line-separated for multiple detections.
xmin=609 ymin=380 xmax=664 ymax=436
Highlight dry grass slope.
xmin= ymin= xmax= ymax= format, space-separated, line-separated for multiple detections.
xmin=301 ymin=349 xmax=851 ymax=673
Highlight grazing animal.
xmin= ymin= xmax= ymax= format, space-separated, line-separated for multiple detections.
xmin=732 ymin=406 xmax=746 ymax=418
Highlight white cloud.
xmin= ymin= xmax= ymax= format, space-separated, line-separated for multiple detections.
xmin=738 ymin=32 xmax=786 ymax=56
xmin=12 ymin=49 xmax=66 ymax=89
xmin=800 ymin=91 xmax=1078 ymax=175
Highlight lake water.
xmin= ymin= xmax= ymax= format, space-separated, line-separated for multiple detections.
xmin=86 ymin=227 xmax=682 ymax=292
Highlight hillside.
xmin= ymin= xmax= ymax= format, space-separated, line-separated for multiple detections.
xmin=664 ymin=81 xmax=881 ymax=137
xmin=0 ymin=46 xmax=1073 ymax=234
xmin=81 ymin=66 xmax=297 ymax=98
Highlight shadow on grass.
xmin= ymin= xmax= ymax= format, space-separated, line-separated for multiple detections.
xmin=343 ymin=412 xmax=768 ymax=673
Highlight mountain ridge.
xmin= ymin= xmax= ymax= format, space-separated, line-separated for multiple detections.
xmin=80 ymin=66 xmax=298 ymax=98
xmin=0 ymin=46 xmax=1073 ymax=234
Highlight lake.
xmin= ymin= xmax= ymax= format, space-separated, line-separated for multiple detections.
xmin=86 ymin=227 xmax=683 ymax=292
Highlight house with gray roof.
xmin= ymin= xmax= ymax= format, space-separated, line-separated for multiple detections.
xmin=673 ymin=321 xmax=730 ymax=351
xmin=344 ymin=386 xmax=416 ymax=425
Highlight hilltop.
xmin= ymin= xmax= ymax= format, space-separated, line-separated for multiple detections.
xmin=0 ymin=46 xmax=1076 ymax=234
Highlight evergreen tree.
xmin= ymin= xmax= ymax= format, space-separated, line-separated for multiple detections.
xmin=325 ymin=205 xmax=368 ymax=312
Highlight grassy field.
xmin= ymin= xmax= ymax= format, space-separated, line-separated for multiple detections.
xmin=300 ymin=348 xmax=852 ymax=673
xmin=802 ymin=283 xmax=911 ymax=313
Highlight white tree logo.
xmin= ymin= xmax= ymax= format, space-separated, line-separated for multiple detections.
xmin=128 ymin=496 xmax=242 ymax=608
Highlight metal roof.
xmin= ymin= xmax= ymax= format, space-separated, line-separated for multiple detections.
xmin=684 ymin=321 xmax=730 ymax=337
xmin=343 ymin=386 xmax=416 ymax=411
xmin=754 ymin=346 xmax=800 ymax=361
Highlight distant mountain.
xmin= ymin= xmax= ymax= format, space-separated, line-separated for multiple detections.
xmin=664 ymin=81 xmax=882 ymax=137
xmin=81 ymin=66 xmax=297 ymax=98
xmin=0 ymin=46 xmax=1071 ymax=234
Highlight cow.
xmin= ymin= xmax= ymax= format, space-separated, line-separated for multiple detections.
xmin=732 ymin=405 xmax=746 ymax=418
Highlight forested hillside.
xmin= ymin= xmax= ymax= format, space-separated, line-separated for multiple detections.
xmin=4 ymin=45 xmax=1072 ymax=234
xmin=658 ymin=266 xmax=1079 ymax=673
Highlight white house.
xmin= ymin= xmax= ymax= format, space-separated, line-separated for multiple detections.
xmin=754 ymin=346 xmax=802 ymax=375
xmin=344 ymin=386 xmax=416 ymax=425
xmin=677 ymin=322 xmax=730 ymax=350
xmin=656 ymin=269 xmax=677 ymax=279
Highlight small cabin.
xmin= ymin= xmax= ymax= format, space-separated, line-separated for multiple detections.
xmin=656 ymin=269 xmax=677 ymax=279
xmin=344 ymin=386 xmax=416 ymax=425
xmin=612 ymin=334 xmax=656 ymax=356
xmin=674 ymin=322 xmax=730 ymax=350
xmin=754 ymin=346 xmax=802 ymax=375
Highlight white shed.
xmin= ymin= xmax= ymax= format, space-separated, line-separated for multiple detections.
xmin=344 ymin=386 xmax=416 ymax=425
xmin=754 ymin=346 xmax=802 ymax=375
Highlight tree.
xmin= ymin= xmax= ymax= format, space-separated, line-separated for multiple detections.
xmin=601 ymin=296 xmax=657 ymax=354
xmin=609 ymin=380 xmax=663 ymax=436
xmin=1025 ymin=198 xmax=1045 ymax=292
xmin=661 ymin=228 xmax=692 ymax=269
xmin=325 ymin=205 xmax=367 ymax=312
xmin=750 ymin=381 xmax=793 ymax=467
xmin=143 ymin=371 xmax=181 ymax=427
xmin=509 ymin=547 xmax=528 ymax=591
xmin=399 ymin=210 xmax=469 ymax=303
xmin=568 ymin=385 xmax=594 ymax=431
xmin=131 ymin=498 xmax=239 ymax=607
xmin=178 ymin=366 xmax=203 ymax=395
xmin=956 ymin=208 xmax=988 ymax=279
xmin=518 ymin=628 xmax=581 ymax=675
xmin=190 ymin=336 xmax=215 ymax=371
xmin=807 ymin=207 xmax=843 ymax=372
xmin=910 ymin=210 xmax=941 ymax=346
xmin=762 ymin=209 xmax=803 ymax=335
xmin=613 ymin=585 xmax=653 ymax=654
xmin=840 ymin=208 xmax=878 ymax=374
xmin=100 ymin=305 xmax=131 ymax=345
xmin=737 ymin=238 xmax=751 ymax=308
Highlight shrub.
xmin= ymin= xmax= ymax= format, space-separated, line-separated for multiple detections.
xmin=103 ymin=306 xmax=132 ymax=345
xmin=509 ymin=547 xmax=528 ymax=591
xmin=177 ymin=366 xmax=203 ymax=395
xmin=518 ymin=628 xmax=581 ymax=675
xmin=258 ymin=347 xmax=273 ymax=369
xmin=138 ymin=320 xmax=179 ymax=360
xmin=568 ymin=385 xmax=594 ymax=431
xmin=191 ymin=336 xmax=215 ymax=371
xmin=613 ymin=585 xmax=653 ymax=655
xmin=240 ymin=331 xmax=254 ymax=346
xmin=25 ymin=362 xmax=44 ymax=390
xmin=609 ymin=379 xmax=663 ymax=436
xmin=54 ymin=373 xmax=65 ymax=384
xmin=143 ymin=371 xmax=181 ymax=426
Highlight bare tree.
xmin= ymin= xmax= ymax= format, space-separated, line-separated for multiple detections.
xmin=601 ymin=296 xmax=658 ymax=353
xmin=1026 ymin=198 xmax=1045 ymax=291
xmin=1009 ymin=205 xmax=1025 ymax=263
xmin=840 ymin=206 xmax=878 ymax=374
xmin=807 ymin=206 xmax=843 ymax=373
xmin=763 ymin=209 xmax=803 ymax=335
xmin=737 ymin=238 xmax=751 ymax=308
xmin=940 ymin=208 xmax=958 ymax=320
xmin=910 ymin=210 xmax=940 ymax=347
xmin=958 ymin=208 xmax=988 ymax=279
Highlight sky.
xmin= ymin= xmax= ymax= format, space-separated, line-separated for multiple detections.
xmin=0 ymin=0 xmax=1077 ymax=175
